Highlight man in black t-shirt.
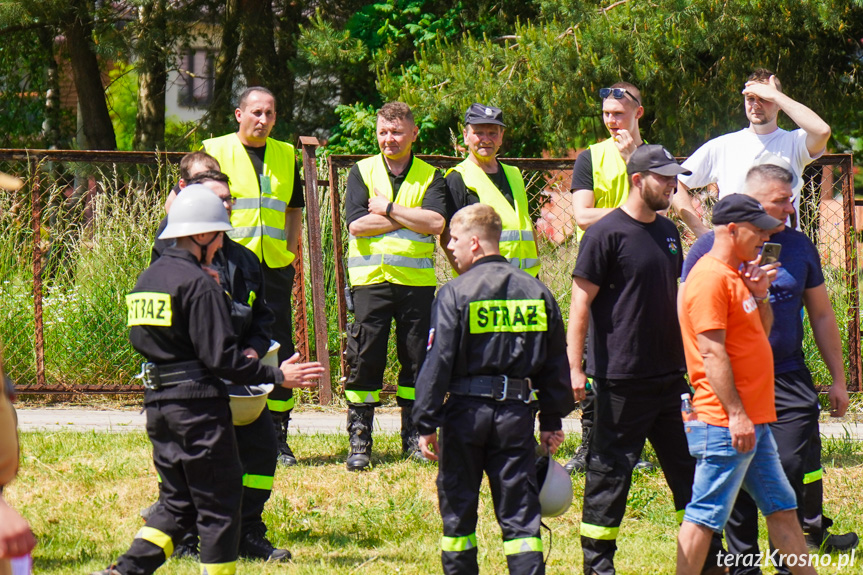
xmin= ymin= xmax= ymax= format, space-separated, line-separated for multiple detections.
xmin=569 ymin=145 xmax=723 ymax=575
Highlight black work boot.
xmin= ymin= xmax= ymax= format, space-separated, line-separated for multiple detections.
xmin=171 ymin=532 xmax=199 ymax=559
xmin=272 ymin=409 xmax=297 ymax=466
xmin=565 ymin=423 xmax=592 ymax=473
xmin=400 ymin=404 xmax=431 ymax=462
xmin=346 ymin=405 xmax=374 ymax=471
xmin=239 ymin=525 xmax=291 ymax=562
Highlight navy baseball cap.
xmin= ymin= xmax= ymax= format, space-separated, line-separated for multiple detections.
xmin=626 ymin=144 xmax=692 ymax=176
xmin=464 ymin=103 xmax=506 ymax=127
xmin=711 ymin=194 xmax=783 ymax=229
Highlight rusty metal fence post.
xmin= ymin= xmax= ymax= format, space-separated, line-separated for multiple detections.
xmin=29 ymin=156 xmax=46 ymax=389
xmin=299 ymin=137 xmax=332 ymax=404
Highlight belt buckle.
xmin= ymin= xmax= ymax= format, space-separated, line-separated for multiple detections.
xmin=495 ymin=375 xmax=508 ymax=401
xmin=135 ymin=362 xmax=161 ymax=390
xmin=523 ymin=377 xmax=537 ymax=404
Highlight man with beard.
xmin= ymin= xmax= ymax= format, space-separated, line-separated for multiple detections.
xmin=570 ymin=145 xmax=723 ymax=575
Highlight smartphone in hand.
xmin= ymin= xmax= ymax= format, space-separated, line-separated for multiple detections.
xmin=760 ymin=242 xmax=782 ymax=266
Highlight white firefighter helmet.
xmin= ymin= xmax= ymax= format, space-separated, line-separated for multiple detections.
xmin=159 ymin=184 xmax=233 ymax=239
xmin=536 ymin=452 xmax=573 ymax=517
xmin=260 ymin=340 xmax=281 ymax=368
xmin=227 ymin=383 xmax=274 ymax=426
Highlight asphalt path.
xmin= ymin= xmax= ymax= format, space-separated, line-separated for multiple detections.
xmin=14 ymin=408 xmax=863 ymax=438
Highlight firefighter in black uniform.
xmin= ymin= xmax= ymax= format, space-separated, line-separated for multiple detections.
xmin=148 ymin=169 xmax=290 ymax=561
xmin=413 ymin=204 xmax=575 ymax=575
xmin=93 ymin=185 xmax=323 ymax=575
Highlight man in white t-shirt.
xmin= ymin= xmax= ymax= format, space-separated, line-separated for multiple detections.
xmin=672 ymin=68 xmax=831 ymax=237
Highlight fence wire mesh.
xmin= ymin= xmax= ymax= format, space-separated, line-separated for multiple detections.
xmin=0 ymin=150 xmax=857 ymax=397
xmin=0 ymin=153 xmax=180 ymax=392
xmin=325 ymin=154 xmax=860 ymax=396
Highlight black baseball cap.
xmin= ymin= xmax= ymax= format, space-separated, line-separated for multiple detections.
xmin=711 ymin=194 xmax=783 ymax=229
xmin=464 ymin=103 xmax=506 ymax=127
xmin=626 ymin=144 xmax=692 ymax=176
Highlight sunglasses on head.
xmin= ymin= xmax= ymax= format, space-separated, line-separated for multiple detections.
xmin=599 ymin=87 xmax=641 ymax=106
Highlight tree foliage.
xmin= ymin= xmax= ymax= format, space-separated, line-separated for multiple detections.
xmin=374 ymin=0 xmax=863 ymax=156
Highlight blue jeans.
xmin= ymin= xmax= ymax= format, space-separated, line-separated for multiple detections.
xmin=683 ymin=421 xmax=797 ymax=533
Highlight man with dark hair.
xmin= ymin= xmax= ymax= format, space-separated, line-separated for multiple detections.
xmin=676 ymin=194 xmax=815 ymax=575
xmin=681 ymin=158 xmax=855 ymax=573
xmin=444 ymin=103 xmax=540 ymax=277
xmin=148 ymin=166 xmax=292 ymax=562
xmin=343 ymin=101 xmax=447 ymax=471
xmin=414 ymin=203 xmax=573 ymax=575
xmin=164 ymin=152 xmax=222 ymax=213
xmin=565 ymin=81 xmax=647 ymax=474
xmin=204 ymin=86 xmax=307 ymax=466
xmin=673 ymin=69 xmax=831 ymax=237
xmin=570 ymin=145 xmax=724 ymax=575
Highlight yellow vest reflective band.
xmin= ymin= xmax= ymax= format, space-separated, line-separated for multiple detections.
xmin=347 ymin=155 xmax=438 ymax=287
xmin=203 ymin=133 xmax=296 ymax=268
xmin=448 ymin=159 xmax=539 ymax=277
xmin=578 ymin=138 xmax=630 ymax=240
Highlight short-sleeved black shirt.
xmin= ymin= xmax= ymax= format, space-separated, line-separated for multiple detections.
xmin=244 ymin=144 xmax=305 ymax=208
xmin=344 ymin=154 xmax=448 ymax=227
xmin=570 ymin=149 xmax=595 ymax=191
xmin=572 ymin=209 xmax=686 ymax=379
xmin=445 ymin=164 xmax=515 ymax=219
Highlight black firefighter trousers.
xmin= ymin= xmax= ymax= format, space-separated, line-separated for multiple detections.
xmin=263 ymin=263 xmax=296 ymax=413
xmin=581 ymin=375 xmax=723 ymax=575
xmin=438 ymin=398 xmax=545 ymax=575
xmin=115 ymin=398 xmax=242 ymax=575
xmin=344 ymin=283 xmax=435 ymax=407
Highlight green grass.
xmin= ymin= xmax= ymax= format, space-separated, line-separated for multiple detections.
xmin=6 ymin=430 xmax=863 ymax=574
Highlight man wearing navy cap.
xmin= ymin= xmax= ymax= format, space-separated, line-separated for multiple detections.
xmin=443 ymin=103 xmax=540 ymax=277
xmin=570 ymin=145 xmax=725 ymax=575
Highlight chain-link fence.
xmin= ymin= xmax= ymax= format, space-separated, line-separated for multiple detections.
xmin=0 ymin=148 xmax=857 ymax=397
xmin=0 ymin=149 xmax=315 ymax=394
xmin=323 ymin=153 xmax=860 ymax=396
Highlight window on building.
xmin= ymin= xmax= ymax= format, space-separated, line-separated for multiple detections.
xmin=178 ymin=48 xmax=214 ymax=108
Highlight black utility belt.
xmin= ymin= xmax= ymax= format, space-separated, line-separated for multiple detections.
xmin=135 ymin=360 xmax=210 ymax=391
xmin=449 ymin=375 xmax=537 ymax=403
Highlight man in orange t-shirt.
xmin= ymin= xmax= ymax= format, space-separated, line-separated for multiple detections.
xmin=676 ymin=195 xmax=816 ymax=575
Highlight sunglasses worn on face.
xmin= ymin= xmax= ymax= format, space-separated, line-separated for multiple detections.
xmin=600 ymin=87 xmax=641 ymax=106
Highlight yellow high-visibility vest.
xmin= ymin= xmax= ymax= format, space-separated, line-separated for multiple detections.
xmin=577 ymin=138 xmax=630 ymax=240
xmin=347 ymin=155 xmax=438 ymax=287
xmin=203 ymin=133 xmax=296 ymax=268
xmin=448 ymin=159 xmax=540 ymax=277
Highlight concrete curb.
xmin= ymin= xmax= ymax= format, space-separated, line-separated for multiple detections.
xmin=13 ymin=408 xmax=863 ymax=439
